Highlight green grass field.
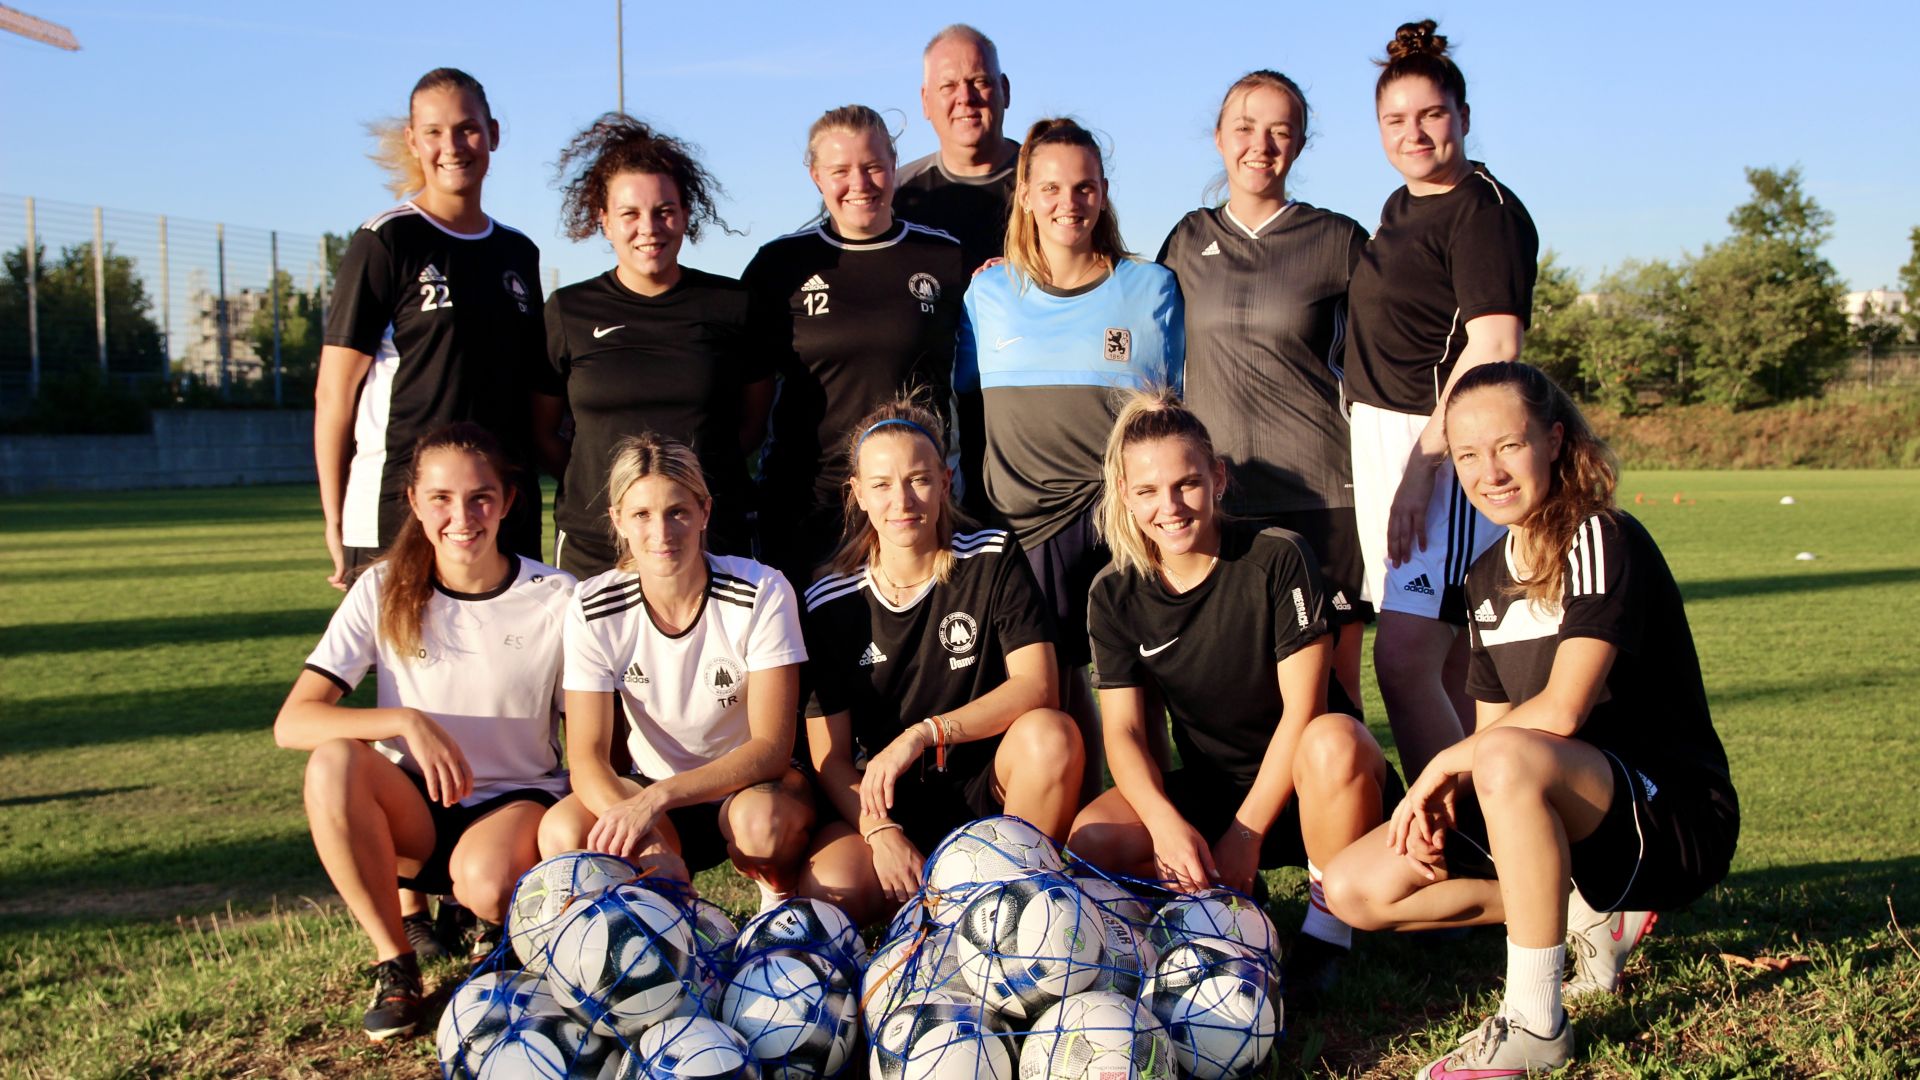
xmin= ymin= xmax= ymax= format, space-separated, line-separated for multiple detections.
xmin=3 ymin=472 xmax=1918 ymax=1078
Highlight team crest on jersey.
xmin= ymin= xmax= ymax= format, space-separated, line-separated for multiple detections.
xmin=1103 ymin=327 xmax=1131 ymax=362
xmin=907 ymin=273 xmax=941 ymax=303
xmin=938 ymin=612 xmax=978 ymax=655
xmin=703 ymin=658 xmax=743 ymax=706
xmin=501 ymin=270 xmax=530 ymax=313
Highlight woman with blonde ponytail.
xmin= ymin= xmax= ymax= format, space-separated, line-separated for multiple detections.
xmin=1323 ymin=363 xmax=1738 ymax=1077
xmin=315 ymin=68 xmax=552 ymax=593
xmin=275 ymin=423 xmax=575 ymax=1042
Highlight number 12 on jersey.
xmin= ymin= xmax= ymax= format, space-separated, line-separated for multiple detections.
xmin=803 ymin=292 xmax=829 ymax=317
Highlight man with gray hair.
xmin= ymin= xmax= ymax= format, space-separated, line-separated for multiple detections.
xmin=893 ymin=24 xmax=1020 ymax=274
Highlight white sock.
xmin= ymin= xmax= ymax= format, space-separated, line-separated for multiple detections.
xmin=1501 ymin=939 xmax=1567 ymax=1033
xmin=1299 ymin=861 xmax=1353 ymax=949
xmin=755 ymin=880 xmax=791 ymax=915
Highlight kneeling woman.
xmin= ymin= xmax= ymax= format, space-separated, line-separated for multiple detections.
xmin=1323 ymin=362 xmax=1738 ymax=1077
xmin=1067 ymin=391 xmax=1394 ymax=987
xmin=538 ymin=434 xmax=814 ymax=911
xmin=275 ymin=422 xmax=574 ymax=1041
xmin=798 ymin=400 xmax=1083 ymax=926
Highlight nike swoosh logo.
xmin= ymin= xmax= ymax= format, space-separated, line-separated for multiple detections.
xmin=592 ymin=325 xmax=625 ymax=339
xmin=993 ymin=336 xmax=1023 ymax=351
xmin=1426 ymin=1065 xmax=1526 ymax=1080
xmin=1138 ymin=638 xmax=1178 ymax=657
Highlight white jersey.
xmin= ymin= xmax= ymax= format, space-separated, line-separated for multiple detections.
xmin=304 ymin=555 xmax=576 ymax=805
xmin=564 ymin=556 xmax=807 ymax=781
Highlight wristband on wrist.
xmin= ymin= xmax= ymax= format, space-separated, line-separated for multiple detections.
xmin=925 ymin=715 xmax=948 ymax=772
xmin=862 ymin=821 xmax=904 ymax=844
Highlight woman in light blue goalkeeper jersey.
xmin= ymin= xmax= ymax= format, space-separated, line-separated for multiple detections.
xmin=955 ymin=116 xmax=1182 ymax=799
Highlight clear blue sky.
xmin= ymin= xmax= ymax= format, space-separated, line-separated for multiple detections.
xmin=2 ymin=1 xmax=1914 ymax=295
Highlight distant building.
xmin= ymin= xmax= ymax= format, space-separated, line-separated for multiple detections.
xmin=1842 ymin=289 xmax=1908 ymax=328
xmin=178 ymin=270 xmax=268 ymax=385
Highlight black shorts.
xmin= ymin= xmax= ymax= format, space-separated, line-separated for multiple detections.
xmin=637 ymin=776 xmax=735 ymax=875
xmin=757 ymin=501 xmax=844 ymax=595
xmin=1443 ymin=750 xmax=1739 ymax=912
xmin=396 ymin=772 xmax=559 ymax=894
xmin=1240 ymin=508 xmax=1372 ymax=626
xmin=1023 ymin=505 xmax=1107 ymax=668
xmin=885 ymin=752 xmax=1005 ymax=856
xmin=1164 ymin=763 xmax=1405 ymax=870
xmin=343 ymin=545 xmax=383 ymax=586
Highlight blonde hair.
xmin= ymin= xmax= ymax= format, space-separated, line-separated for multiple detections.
xmin=1095 ymin=388 xmax=1224 ymax=579
xmin=1004 ymin=118 xmax=1131 ymax=289
xmin=822 ymin=396 xmax=970 ymax=584
xmin=804 ymin=104 xmax=896 ymax=167
xmin=367 ymin=68 xmax=494 ymax=200
xmin=604 ymin=433 xmax=712 ymax=573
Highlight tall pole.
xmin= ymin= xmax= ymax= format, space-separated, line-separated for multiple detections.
xmin=271 ymin=230 xmax=284 ymax=406
xmin=93 ymin=205 xmax=107 ymax=373
xmin=615 ymin=0 xmax=624 ymax=113
xmin=24 ymin=197 xmax=38 ymax=399
xmin=216 ymin=222 xmax=230 ymax=398
xmin=158 ymin=214 xmax=170 ymax=375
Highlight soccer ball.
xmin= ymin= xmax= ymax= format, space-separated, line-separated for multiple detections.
xmin=1072 ymin=873 xmax=1157 ymax=928
xmin=870 ymin=991 xmax=1013 ymax=1080
xmin=720 ymin=951 xmax=860 ymax=1079
xmin=547 ymin=883 xmax=697 ymax=1038
xmin=438 ymin=970 xmax=568 ymax=1079
xmin=861 ymin=929 xmax=964 ymax=1031
xmin=952 ymin=871 xmax=1103 ymax=1019
xmin=1149 ymin=888 xmax=1279 ymax=960
xmin=1072 ymin=875 xmax=1159 ymax=997
xmin=475 ymin=1008 xmax=621 ymax=1080
xmin=510 ymin=852 xmax=635 ymax=971
xmin=924 ymin=817 xmax=1063 ymax=902
xmin=1018 ymin=991 xmax=1177 ymax=1080
xmin=733 ymin=898 xmax=865 ymax=978
xmin=619 ymin=1015 xmax=760 ymax=1079
xmin=676 ymin=897 xmax=742 ymax=1020
xmin=1145 ymin=936 xmax=1281 ymax=1080
xmin=885 ymin=896 xmax=932 ymax=941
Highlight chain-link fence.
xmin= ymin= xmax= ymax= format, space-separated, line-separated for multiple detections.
xmin=0 ymin=194 xmax=334 ymax=411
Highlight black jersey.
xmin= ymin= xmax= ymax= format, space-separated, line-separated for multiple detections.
xmin=1465 ymin=511 xmax=1730 ymax=784
xmin=801 ymin=529 xmax=1053 ymax=779
xmin=1088 ymin=523 xmax=1333 ymax=785
xmin=744 ymin=221 xmax=965 ymax=518
xmin=546 ymin=268 xmax=765 ymax=571
xmin=1157 ymin=203 xmax=1367 ymax=515
xmin=892 ymin=150 xmax=1018 ymax=274
xmin=1345 ymin=164 xmax=1539 ymax=414
xmin=324 ymin=202 xmax=547 ymax=552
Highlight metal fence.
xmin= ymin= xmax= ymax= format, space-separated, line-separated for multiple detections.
xmin=0 ymin=194 xmax=333 ymax=409
xmin=1833 ymin=347 xmax=1920 ymax=391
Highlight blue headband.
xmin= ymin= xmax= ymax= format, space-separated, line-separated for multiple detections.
xmin=856 ymin=418 xmax=939 ymax=449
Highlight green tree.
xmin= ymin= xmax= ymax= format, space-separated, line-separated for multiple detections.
xmin=1683 ymin=167 xmax=1850 ymax=407
xmin=1524 ymin=251 xmax=1587 ymax=389
xmin=247 ymin=269 xmax=324 ymax=390
xmin=0 ymin=241 xmax=166 ymax=381
xmin=1898 ymin=225 xmax=1920 ymax=343
xmin=1581 ymin=259 xmax=1690 ymax=412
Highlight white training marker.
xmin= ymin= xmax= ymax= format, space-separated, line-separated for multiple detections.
xmin=1780 ymin=496 xmax=1797 ymax=505
xmin=1795 ymin=552 xmax=1817 ymax=561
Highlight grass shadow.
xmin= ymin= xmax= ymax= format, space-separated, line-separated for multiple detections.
xmin=0 ymin=680 xmax=294 ymax=752
xmin=0 ymin=558 xmax=326 ymax=585
xmin=0 ymin=487 xmax=316 ymax=534
xmin=0 ymin=609 xmax=334 ymax=657
xmin=0 ymin=831 xmax=329 ymax=923
xmin=0 ymin=785 xmax=151 ymax=808
xmin=1682 ymin=567 xmax=1920 ymax=602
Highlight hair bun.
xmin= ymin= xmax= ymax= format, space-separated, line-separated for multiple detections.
xmin=1386 ymin=19 xmax=1448 ymax=61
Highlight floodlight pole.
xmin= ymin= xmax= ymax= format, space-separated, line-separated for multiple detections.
xmin=615 ymin=0 xmax=624 ymax=114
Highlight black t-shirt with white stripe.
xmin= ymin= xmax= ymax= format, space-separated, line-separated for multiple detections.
xmin=1345 ymin=164 xmax=1539 ymax=415
xmin=323 ymin=202 xmax=547 ymax=551
xmin=1157 ymin=203 xmax=1367 ymax=514
xmin=892 ymin=150 xmax=1017 ymax=274
xmin=1464 ymin=512 xmax=1729 ymax=783
xmin=801 ymin=529 xmax=1053 ymax=778
xmin=743 ymin=220 xmax=966 ymax=517
xmin=545 ymin=268 xmax=765 ymax=570
xmin=1088 ymin=523 xmax=1338 ymax=785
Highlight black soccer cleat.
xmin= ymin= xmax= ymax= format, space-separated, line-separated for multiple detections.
xmin=362 ymin=954 xmax=423 ymax=1041
xmin=468 ymin=918 xmax=510 ymax=970
xmin=401 ymin=911 xmax=450 ymax=961
xmin=1282 ymin=933 xmax=1348 ymax=1009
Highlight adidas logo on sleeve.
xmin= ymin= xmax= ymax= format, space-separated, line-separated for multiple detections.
xmin=856 ymin=642 xmax=888 ymax=667
xmin=1403 ymin=573 xmax=1436 ymax=596
xmin=1473 ymin=598 xmax=1498 ymax=624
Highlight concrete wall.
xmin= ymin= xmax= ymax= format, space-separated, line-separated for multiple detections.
xmin=0 ymin=410 xmax=314 ymax=495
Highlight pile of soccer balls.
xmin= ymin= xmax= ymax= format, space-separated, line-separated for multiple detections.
xmin=435 ymin=816 xmax=1284 ymax=1079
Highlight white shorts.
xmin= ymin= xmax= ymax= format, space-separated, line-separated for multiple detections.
xmin=1349 ymin=401 xmax=1504 ymax=623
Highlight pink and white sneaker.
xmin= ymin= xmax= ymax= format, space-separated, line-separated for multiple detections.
xmin=1418 ymin=1013 xmax=1571 ymax=1078
xmin=1565 ymin=907 xmax=1657 ymax=998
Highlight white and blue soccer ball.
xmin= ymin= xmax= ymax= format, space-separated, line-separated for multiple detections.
xmin=720 ymin=951 xmax=860 ymax=1080
xmin=924 ymin=817 xmax=1063 ymax=904
xmin=1149 ymin=887 xmax=1279 ymax=961
xmin=861 ymin=928 xmax=965 ymax=1031
xmin=618 ymin=1015 xmax=760 ymax=1079
xmin=546 ymin=882 xmax=697 ymax=1038
xmin=474 ymin=1008 xmax=621 ymax=1080
xmin=509 ymin=851 xmax=635 ymax=971
xmin=674 ymin=897 xmax=742 ymax=1020
xmin=733 ymin=898 xmax=865 ymax=979
xmin=438 ymin=970 xmax=568 ymax=1079
xmin=952 ymin=870 xmax=1103 ymax=1020
xmin=1145 ymin=936 xmax=1282 ymax=1080
xmin=869 ymin=991 xmax=1013 ymax=1080
xmin=1018 ymin=991 xmax=1176 ymax=1080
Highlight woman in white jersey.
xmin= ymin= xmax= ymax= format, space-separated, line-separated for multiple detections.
xmin=796 ymin=398 xmax=1082 ymax=925
xmin=1157 ymin=70 xmax=1371 ymax=712
xmin=955 ymin=117 xmax=1183 ymax=797
xmin=276 ymin=422 xmax=574 ymax=1042
xmin=539 ymin=434 xmax=815 ymax=912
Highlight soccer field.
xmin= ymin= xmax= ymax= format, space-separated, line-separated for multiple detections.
xmin=2 ymin=472 xmax=1917 ymax=1078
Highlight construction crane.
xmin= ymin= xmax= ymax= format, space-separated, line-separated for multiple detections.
xmin=0 ymin=4 xmax=80 ymax=50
